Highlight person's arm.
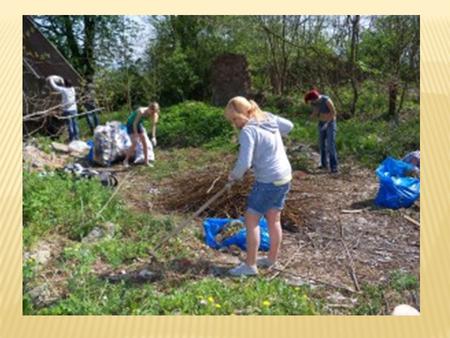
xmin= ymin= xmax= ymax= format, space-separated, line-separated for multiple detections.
xmin=309 ymin=105 xmax=318 ymax=120
xmin=326 ymin=99 xmax=337 ymax=119
xmin=133 ymin=111 xmax=143 ymax=135
xmin=273 ymin=115 xmax=294 ymax=136
xmin=229 ymin=129 xmax=255 ymax=181
xmin=47 ymin=76 xmax=65 ymax=93
xmin=151 ymin=112 xmax=159 ymax=146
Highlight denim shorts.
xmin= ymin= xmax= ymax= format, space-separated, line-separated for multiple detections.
xmin=247 ymin=181 xmax=291 ymax=216
xmin=126 ymin=123 xmax=144 ymax=135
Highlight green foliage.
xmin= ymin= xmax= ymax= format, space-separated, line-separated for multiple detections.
xmin=157 ymin=101 xmax=233 ymax=148
xmin=352 ymin=284 xmax=385 ymax=315
xmin=35 ymin=277 xmax=317 ymax=315
xmin=23 ymin=171 xmax=123 ymax=245
xmin=155 ymin=44 xmax=201 ymax=105
xmin=289 ymin=113 xmax=419 ymax=168
xmin=352 ymin=270 xmax=419 ymax=315
xmin=92 ymin=239 xmax=150 ymax=268
xmin=390 ymin=270 xmax=418 ymax=292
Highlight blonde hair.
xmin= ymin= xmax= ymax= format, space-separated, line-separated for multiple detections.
xmin=224 ymin=96 xmax=266 ymax=121
xmin=148 ymin=102 xmax=160 ymax=113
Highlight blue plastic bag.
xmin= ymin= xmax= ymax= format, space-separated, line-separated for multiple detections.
xmin=87 ymin=139 xmax=94 ymax=163
xmin=203 ymin=217 xmax=270 ymax=251
xmin=374 ymin=157 xmax=420 ymax=209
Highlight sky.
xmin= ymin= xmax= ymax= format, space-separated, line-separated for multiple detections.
xmin=128 ymin=16 xmax=156 ymax=60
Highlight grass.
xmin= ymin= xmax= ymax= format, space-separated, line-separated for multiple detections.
xmin=32 ymin=275 xmax=319 ymax=315
xmin=351 ymin=270 xmax=419 ymax=315
xmin=288 ymin=115 xmax=419 ymax=168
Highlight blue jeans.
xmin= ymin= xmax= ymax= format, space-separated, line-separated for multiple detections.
xmin=84 ymin=103 xmax=99 ymax=134
xmin=318 ymin=120 xmax=338 ymax=171
xmin=247 ymin=181 xmax=291 ymax=216
xmin=63 ymin=110 xmax=80 ymax=141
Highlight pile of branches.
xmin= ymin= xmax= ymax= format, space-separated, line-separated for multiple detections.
xmin=157 ymin=162 xmax=305 ymax=231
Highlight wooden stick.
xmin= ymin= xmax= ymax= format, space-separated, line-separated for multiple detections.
xmin=206 ymin=175 xmax=222 ymax=194
xmin=341 ymin=209 xmax=364 ymax=214
xmin=269 ymin=269 xmax=358 ymax=294
xmin=55 ymin=108 xmax=103 ymax=120
xmin=339 ymin=220 xmax=361 ymax=292
xmin=403 ymin=214 xmax=420 ymax=228
xmin=96 ymin=170 xmax=134 ymax=218
xmin=269 ymin=242 xmax=305 ymax=281
xmin=149 ymin=182 xmax=233 ymax=260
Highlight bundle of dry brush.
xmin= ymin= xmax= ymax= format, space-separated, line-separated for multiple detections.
xmin=157 ymin=160 xmax=305 ymax=232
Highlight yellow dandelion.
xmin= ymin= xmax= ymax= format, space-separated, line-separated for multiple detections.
xmin=208 ymin=296 xmax=215 ymax=303
xmin=215 ymin=304 xmax=222 ymax=309
xmin=262 ymin=300 xmax=271 ymax=307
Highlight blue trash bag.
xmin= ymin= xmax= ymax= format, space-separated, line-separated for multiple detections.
xmin=203 ymin=217 xmax=270 ymax=251
xmin=374 ymin=157 xmax=420 ymax=209
xmin=87 ymin=139 xmax=94 ymax=163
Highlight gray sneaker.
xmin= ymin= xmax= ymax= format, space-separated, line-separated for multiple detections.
xmin=228 ymin=263 xmax=258 ymax=277
xmin=257 ymin=257 xmax=275 ymax=269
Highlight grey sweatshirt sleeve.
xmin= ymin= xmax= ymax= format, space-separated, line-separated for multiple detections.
xmin=230 ymin=129 xmax=255 ymax=180
xmin=273 ymin=115 xmax=294 ymax=136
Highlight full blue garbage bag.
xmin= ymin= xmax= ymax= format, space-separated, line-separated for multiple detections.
xmin=374 ymin=157 xmax=420 ymax=209
xmin=203 ymin=217 xmax=270 ymax=251
xmin=87 ymin=139 xmax=94 ymax=162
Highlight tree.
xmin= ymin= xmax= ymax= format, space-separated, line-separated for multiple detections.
xmin=360 ymin=16 xmax=419 ymax=121
xmin=33 ymin=15 xmax=132 ymax=79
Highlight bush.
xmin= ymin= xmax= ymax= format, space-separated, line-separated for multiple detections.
xmin=157 ymin=101 xmax=233 ymax=148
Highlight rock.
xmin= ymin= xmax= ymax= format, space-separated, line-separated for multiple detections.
xmin=51 ymin=142 xmax=70 ymax=153
xmin=24 ymin=242 xmax=52 ymax=267
xmin=82 ymin=227 xmax=105 ymax=243
xmin=138 ymin=269 xmax=156 ymax=280
xmin=23 ymin=144 xmax=67 ymax=170
xmin=327 ymin=291 xmax=348 ymax=303
xmin=34 ymin=248 xmax=51 ymax=266
xmin=29 ymin=284 xmax=57 ymax=307
xmin=103 ymin=222 xmax=116 ymax=237
xmin=82 ymin=222 xmax=116 ymax=243
xmin=392 ymin=304 xmax=419 ymax=316
xmin=284 ymin=276 xmax=312 ymax=287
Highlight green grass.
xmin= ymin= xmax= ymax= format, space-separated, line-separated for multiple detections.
xmin=389 ymin=270 xmax=419 ymax=292
xmin=288 ymin=115 xmax=419 ymax=168
xmin=351 ymin=270 xmax=419 ymax=315
xmin=23 ymin=171 xmax=125 ymax=245
xmin=33 ymin=276 xmax=318 ymax=315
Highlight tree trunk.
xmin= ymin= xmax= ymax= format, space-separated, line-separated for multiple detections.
xmin=83 ymin=16 xmax=96 ymax=79
xmin=388 ymin=81 xmax=398 ymax=122
xmin=62 ymin=16 xmax=81 ymax=70
xmin=349 ymin=15 xmax=360 ymax=116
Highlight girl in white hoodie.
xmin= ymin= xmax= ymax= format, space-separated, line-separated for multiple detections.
xmin=224 ymin=96 xmax=294 ymax=276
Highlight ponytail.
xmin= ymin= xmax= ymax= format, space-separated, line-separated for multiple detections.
xmin=248 ymin=99 xmax=266 ymax=121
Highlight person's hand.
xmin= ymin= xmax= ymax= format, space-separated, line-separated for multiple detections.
xmin=151 ymin=137 xmax=157 ymax=147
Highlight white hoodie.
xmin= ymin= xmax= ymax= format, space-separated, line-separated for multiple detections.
xmin=48 ymin=76 xmax=77 ymax=112
xmin=230 ymin=113 xmax=293 ymax=183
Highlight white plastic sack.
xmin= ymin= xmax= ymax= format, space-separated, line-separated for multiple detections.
xmin=93 ymin=121 xmax=128 ymax=166
xmin=134 ymin=126 xmax=155 ymax=163
xmin=68 ymin=140 xmax=90 ymax=154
